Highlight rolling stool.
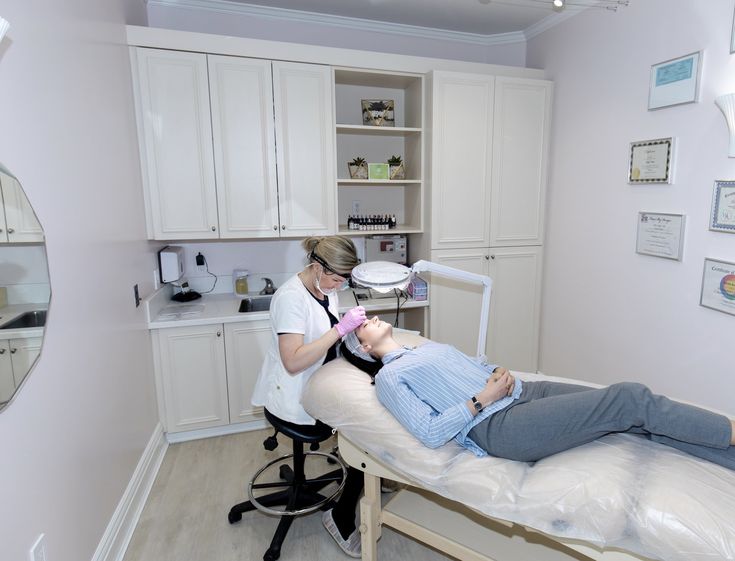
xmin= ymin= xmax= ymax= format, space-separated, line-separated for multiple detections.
xmin=228 ymin=409 xmax=347 ymax=561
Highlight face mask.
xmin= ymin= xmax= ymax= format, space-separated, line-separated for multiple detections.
xmin=314 ymin=265 xmax=349 ymax=296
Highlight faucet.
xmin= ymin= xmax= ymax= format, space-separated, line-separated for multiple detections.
xmin=259 ymin=277 xmax=276 ymax=295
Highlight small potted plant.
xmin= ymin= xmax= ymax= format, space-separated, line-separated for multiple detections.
xmin=388 ymin=155 xmax=405 ymax=180
xmin=348 ymin=156 xmax=368 ymax=179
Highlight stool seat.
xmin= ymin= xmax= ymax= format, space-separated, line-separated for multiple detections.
xmin=264 ymin=408 xmax=333 ymax=444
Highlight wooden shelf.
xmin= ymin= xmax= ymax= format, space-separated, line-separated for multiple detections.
xmin=337 ymin=124 xmax=421 ymax=136
xmin=338 ymin=179 xmax=421 ymax=185
xmin=338 ymin=226 xmax=422 ymax=236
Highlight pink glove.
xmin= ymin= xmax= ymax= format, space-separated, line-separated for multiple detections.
xmin=335 ymin=306 xmax=367 ymax=337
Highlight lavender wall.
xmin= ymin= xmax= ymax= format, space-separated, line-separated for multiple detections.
xmin=146 ymin=2 xmax=527 ymax=66
xmin=0 ymin=2 xmax=158 ymax=561
xmin=528 ymin=1 xmax=735 ymax=410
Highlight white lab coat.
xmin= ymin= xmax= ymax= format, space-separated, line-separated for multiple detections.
xmin=251 ymin=273 xmax=339 ymax=425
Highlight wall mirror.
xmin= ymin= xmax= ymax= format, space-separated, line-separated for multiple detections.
xmin=0 ymin=163 xmax=50 ymax=412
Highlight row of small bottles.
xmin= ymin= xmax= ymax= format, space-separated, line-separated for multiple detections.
xmin=347 ymin=214 xmax=397 ymax=231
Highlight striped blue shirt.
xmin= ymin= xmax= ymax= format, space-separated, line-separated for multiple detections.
xmin=374 ymin=342 xmax=523 ymax=457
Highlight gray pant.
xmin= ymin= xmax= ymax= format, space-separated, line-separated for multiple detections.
xmin=468 ymin=381 xmax=735 ymax=469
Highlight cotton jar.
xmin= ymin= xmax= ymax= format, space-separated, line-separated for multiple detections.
xmin=233 ymin=269 xmax=249 ymax=297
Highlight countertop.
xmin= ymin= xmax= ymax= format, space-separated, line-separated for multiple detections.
xmin=0 ymin=303 xmax=48 ymax=339
xmin=145 ymin=286 xmax=428 ymax=329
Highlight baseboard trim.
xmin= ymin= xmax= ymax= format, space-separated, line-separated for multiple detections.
xmin=92 ymin=423 xmax=168 ymax=561
xmin=166 ymin=418 xmax=269 ymax=443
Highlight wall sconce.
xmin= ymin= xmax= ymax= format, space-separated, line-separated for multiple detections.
xmin=0 ymin=17 xmax=9 ymax=42
xmin=715 ymin=93 xmax=735 ymax=158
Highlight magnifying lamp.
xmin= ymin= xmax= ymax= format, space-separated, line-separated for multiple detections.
xmin=351 ymin=260 xmax=493 ymax=358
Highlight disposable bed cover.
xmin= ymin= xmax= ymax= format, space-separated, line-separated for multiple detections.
xmin=301 ymin=333 xmax=735 ymax=561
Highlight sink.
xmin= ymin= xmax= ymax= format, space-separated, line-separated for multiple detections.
xmin=238 ymin=296 xmax=273 ymax=313
xmin=0 ymin=310 xmax=47 ymax=329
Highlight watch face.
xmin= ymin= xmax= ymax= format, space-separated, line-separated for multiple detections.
xmin=474 ymin=400 xmax=482 ymax=411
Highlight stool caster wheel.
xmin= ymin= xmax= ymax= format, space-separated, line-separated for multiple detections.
xmin=279 ymin=464 xmax=293 ymax=481
xmin=327 ymin=456 xmax=337 ymax=465
xmin=228 ymin=510 xmax=242 ymax=524
xmin=263 ymin=548 xmax=280 ymax=561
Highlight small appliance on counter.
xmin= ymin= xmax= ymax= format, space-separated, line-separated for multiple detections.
xmin=233 ymin=269 xmax=250 ymax=297
xmin=158 ymin=245 xmax=201 ymax=302
xmin=365 ymin=235 xmax=407 ymax=265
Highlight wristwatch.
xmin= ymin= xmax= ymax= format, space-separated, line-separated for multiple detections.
xmin=471 ymin=396 xmax=483 ymax=412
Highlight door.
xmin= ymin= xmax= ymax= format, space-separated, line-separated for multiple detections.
xmin=156 ymin=324 xmax=229 ymax=432
xmin=224 ymin=320 xmax=270 ymax=424
xmin=485 ymin=246 xmax=543 ymax=372
xmin=490 ymin=77 xmax=552 ymax=247
xmin=0 ymin=171 xmax=43 ymax=243
xmin=0 ymin=340 xmax=14 ymax=403
xmin=272 ymin=61 xmax=336 ymax=237
xmin=208 ymin=56 xmax=280 ymax=238
xmin=430 ymin=72 xmax=494 ymax=250
xmin=9 ymin=336 xmax=42 ymax=388
xmin=133 ymin=48 xmax=219 ymax=240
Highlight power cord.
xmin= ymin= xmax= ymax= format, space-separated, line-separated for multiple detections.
xmin=197 ymin=252 xmax=218 ymax=294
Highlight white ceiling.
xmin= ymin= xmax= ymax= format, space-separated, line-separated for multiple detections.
xmin=221 ymin=0 xmax=569 ymax=36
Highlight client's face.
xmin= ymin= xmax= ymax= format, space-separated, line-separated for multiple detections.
xmin=355 ymin=316 xmax=392 ymax=348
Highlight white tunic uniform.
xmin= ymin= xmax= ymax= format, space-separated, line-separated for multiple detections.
xmin=251 ymin=273 xmax=339 ymax=425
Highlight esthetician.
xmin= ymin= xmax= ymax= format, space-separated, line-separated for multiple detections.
xmin=251 ymin=235 xmax=366 ymax=558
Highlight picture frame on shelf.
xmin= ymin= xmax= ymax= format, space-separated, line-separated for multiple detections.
xmin=368 ymin=163 xmax=390 ymax=180
xmin=361 ymin=99 xmax=395 ymax=127
xmin=700 ymin=258 xmax=735 ymax=317
xmin=635 ymin=212 xmax=685 ymax=261
xmin=628 ymin=137 xmax=674 ymax=184
xmin=648 ymin=51 xmax=702 ymax=110
xmin=710 ymin=180 xmax=735 ymax=233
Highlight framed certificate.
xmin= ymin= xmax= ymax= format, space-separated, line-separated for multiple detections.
xmin=710 ymin=180 xmax=735 ymax=233
xmin=700 ymin=258 xmax=735 ymax=317
xmin=648 ymin=51 xmax=702 ymax=110
xmin=628 ymin=138 xmax=674 ymax=184
xmin=636 ymin=212 xmax=685 ymax=260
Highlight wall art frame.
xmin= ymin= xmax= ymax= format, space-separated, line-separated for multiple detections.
xmin=648 ymin=51 xmax=702 ymax=110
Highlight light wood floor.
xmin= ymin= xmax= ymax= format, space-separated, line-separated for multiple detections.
xmin=123 ymin=428 xmax=454 ymax=561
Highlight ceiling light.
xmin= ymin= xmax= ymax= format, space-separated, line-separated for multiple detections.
xmin=553 ymin=0 xmax=564 ymax=7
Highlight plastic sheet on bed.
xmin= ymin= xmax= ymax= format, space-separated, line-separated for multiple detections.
xmin=301 ymin=333 xmax=735 ymax=561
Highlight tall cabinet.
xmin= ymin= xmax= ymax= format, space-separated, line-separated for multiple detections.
xmin=428 ymin=73 xmax=552 ymax=372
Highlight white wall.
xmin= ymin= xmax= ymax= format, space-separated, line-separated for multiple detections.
xmin=146 ymin=1 xmax=527 ymax=67
xmin=528 ymin=1 xmax=735 ymax=411
xmin=0 ymin=2 xmax=158 ymax=561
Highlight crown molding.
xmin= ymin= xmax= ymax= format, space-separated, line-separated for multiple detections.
xmin=524 ymin=4 xmax=587 ymax=40
xmin=146 ymin=0 xmax=547 ymax=46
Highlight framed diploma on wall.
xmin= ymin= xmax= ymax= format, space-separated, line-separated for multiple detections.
xmin=648 ymin=51 xmax=702 ymax=110
xmin=628 ymin=138 xmax=674 ymax=184
xmin=700 ymin=258 xmax=735 ymax=317
xmin=636 ymin=212 xmax=685 ymax=260
xmin=710 ymin=180 xmax=735 ymax=233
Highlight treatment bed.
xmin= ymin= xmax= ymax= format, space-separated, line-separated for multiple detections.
xmin=301 ymin=332 xmax=735 ymax=561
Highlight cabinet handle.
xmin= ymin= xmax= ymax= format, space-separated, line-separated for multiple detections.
xmin=7 ymin=228 xmax=14 ymax=234
xmin=273 ymin=225 xmax=278 ymax=231
xmin=10 ymin=348 xmax=17 ymax=354
xmin=0 ymin=348 xmax=5 ymax=354
xmin=281 ymin=225 xmax=286 ymax=230
xmin=217 ymin=331 xmax=221 ymax=337
xmin=485 ymin=255 xmax=489 ymax=260
xmin=211 ymin=226 xmax=216 ymax=232
xmin=490 ymin=255 xmax=495 ymax=260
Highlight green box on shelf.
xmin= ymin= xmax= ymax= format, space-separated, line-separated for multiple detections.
xmin=368 ymin=163 xmax=389 ymax=180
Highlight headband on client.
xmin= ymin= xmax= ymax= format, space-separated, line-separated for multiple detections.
xmin=341 ymin=331 xmax=382 ymax=380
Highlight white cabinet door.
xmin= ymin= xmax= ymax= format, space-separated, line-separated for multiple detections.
xmin=485 ymin=246 xmax=542 ymax=372
xmin=273 ymin=61 xmax=336 ymax=237
xmin=490 ymin=78 xmax=552 ymax=247
xmin=133 ymin=48 xmax=219 ymax=240
xmin=208 ymin=56 xmax=280 ymax=238
xmin=156 ymin=324 xmax=229 ymax=433
xmin=431 ymin=72 xmax=494 ymax=250
xmin=224 ymin=320 xmax=270 ymax=424
xmin=0 ymin=171 xmax=43 ymax=243
xmin=9 ymin=336 xmax=41 ymax=388
xmin=429 ymin=248 xmax=490 ymax=357
xmin=0 ymin=340 xmax=14 ymax=403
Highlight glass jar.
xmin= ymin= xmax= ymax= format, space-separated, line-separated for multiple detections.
xmin=233 ymin=269 xmax=249 ymax=297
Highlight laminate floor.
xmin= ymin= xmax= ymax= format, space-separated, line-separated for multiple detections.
xmin=123 ymin=429 xmax=454 ymax=561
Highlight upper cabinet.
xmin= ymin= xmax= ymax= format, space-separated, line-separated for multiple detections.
xmin=131 ymin=48 xmax=335 ymax=240
xmin=430 ymin=72 xmax=552 ymax=250
xmin=0 ymin=170 xmax=44 ymax=243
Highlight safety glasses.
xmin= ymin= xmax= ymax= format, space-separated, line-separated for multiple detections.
xmin=310 ymin=252 xmax=351 ymax=283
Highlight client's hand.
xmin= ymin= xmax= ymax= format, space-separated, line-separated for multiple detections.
xmin=335 ymin=306 xmax=367 ymax=337
xmin=491 ymin=367 xmax=515 ymax=396
xmin=478 ymin=369 xmax=515 ymax=404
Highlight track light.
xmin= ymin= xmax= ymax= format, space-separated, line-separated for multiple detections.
xmin=553 ymin=0 xmax=564 ymax=7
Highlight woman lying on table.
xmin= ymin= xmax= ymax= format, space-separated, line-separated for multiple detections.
xmin=340 ymin=317 xmax=735 ymax=469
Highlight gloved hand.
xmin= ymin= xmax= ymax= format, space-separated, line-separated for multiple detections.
xmin=335 ymin=306 xmax=367 ymax=337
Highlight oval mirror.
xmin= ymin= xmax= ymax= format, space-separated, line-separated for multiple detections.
xmin=0 ymin=163 xmax=50 ymax=411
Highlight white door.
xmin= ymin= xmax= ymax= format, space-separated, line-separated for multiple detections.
xmin=156 ymin=324 xmax=229 ymax=432
xmin=430 ymin=72 xmax=494 ymax=250
xmin=272 ymin=61 xmax=336 ymax=237
xmin=9 ymin=336 xmax=41 ymax=388
xmin=208 ymin=56 xmax=280 ymax=238
xmin=224 ymin=320 xmax=270 ymax=424
xmin=0 ymin=171 xmax=43 ymax=243
xmin=428 ymin=248 xmax=490 ymax=357
xmin=486 ymin=246 xmax=543 ymax=372
xmin=0 ymin=340 xmax=14 ymax=403
xmin=133 ymin=48 xmax=219 ymax=240
xmin=490 ymin=78 xmax=552 ymax=247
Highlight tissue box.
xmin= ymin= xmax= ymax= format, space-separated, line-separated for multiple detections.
xmin=407 ymin=276 xmax=427 ymax=301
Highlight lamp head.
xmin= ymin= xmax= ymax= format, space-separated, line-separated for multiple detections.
xmin=351 ymin=261 xmax=412 ymax=293
xmin=715 ymin=93 xmax=735 ymax=158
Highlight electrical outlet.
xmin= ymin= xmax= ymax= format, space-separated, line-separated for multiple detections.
xmin=352 ymin=200 xmax=360 ymax=215
xmin=29 ymin=534 xmax=46 ymax=561
xmin=134 ymin=284 xmax=140 ymax=308
xmin=195 ymin=252 xmax=205 ymax=272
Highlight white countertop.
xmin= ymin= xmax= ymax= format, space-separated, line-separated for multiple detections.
xmin=146 ymin=287 xmax=428 ymax=329
xmin=0 ymin=303 xmax=48 ymax=339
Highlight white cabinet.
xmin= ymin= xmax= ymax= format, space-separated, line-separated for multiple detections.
xmin=0 ymin=340 xmax=13 ymax=402
xmin=154 ymin=324 xmax=229 ymax=432
xmin=153 ymin=321 xmax=268 ymax=433
xmin=0 ymin=170 xmax=44 ymax=243
xmin=0 ymin=336 xmax=42 ymax=402
xmin=429 ymin=247 xmax=542 ymax=372
xmin=132 ymin=48 xmax=335 ymax=240
xmin=224 ymin=319 xmax=270 ymax=424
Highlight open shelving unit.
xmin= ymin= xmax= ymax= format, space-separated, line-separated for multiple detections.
xmin=333 ymin=68 xmax=424 ymax=236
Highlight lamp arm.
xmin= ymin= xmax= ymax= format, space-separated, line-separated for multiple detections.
xmin=410 ymin=260 xmax=492 ymax=359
